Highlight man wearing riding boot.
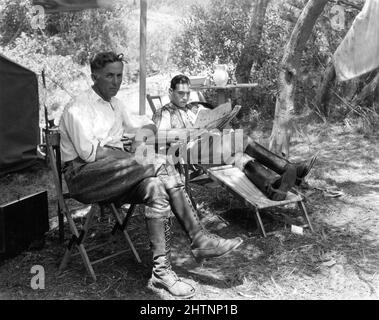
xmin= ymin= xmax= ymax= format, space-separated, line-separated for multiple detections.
xmin=59 ymin=52 xmax=243 ymax=298
xmin=152 ymin=74 xmax=317 ymax=201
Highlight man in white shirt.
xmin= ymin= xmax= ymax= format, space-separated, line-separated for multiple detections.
xmin=59 ymin=51 xmax=242 ymax=298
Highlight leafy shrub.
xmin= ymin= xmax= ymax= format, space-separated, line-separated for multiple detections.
xmin=170 ymin=0 xmax=287 ymax=118
xmin=170 ymin=0 xmax=253 ymax=76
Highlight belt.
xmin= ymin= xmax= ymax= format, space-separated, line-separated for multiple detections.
xmin=63 ymin=144 xmax=123 ymax=167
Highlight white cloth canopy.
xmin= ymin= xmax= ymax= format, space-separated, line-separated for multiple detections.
xmin=333 ymin=0 xmax=379 ymax=81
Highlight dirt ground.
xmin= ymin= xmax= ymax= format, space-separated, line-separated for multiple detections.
xmin=0 ymin=122 xmax=378 ymax=300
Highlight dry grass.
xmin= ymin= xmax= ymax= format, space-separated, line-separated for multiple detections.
xmin=0 ymin=122 xmax=378 ymax=300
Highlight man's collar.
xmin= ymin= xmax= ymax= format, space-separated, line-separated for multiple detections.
xmin=170 ymin=101 xmax=190 ymax=110
xmin=89 ymin=87 xmax=115 ymax=104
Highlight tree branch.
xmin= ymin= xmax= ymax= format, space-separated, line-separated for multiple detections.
xmin=330 ymin=0 xmax=363 ymax=11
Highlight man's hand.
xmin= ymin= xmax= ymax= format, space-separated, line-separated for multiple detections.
xmin=95 ymin=146 xmax=128 ymax=161
xmin=129 ymin=140 xmax=146 ymax=153
xmin=122 ymin=136 xmax=134 ymax=151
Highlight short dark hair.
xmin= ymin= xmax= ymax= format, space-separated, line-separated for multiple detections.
xmin=170 ymin=74 xmax=190 ymax=90
xmin=90 ymin=51 xmax=124 ymax=73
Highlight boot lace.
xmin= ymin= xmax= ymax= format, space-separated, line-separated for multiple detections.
xmin=164 ymin=217 xmax=172 ymax=257
xmin=163 ymin=217 xmax=178 ymax=278
xmin=183 ymin=189 xmax=222 ymax=241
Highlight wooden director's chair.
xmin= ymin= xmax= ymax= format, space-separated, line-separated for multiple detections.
xmin=45 ymin=129 xmax=142 ymax=281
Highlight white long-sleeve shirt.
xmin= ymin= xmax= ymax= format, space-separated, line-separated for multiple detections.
xmin=59 ymin=88 xmax=153 ymax=163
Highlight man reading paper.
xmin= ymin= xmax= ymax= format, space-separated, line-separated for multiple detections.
xmin=153 ymin=75 xmax=317 ymax=200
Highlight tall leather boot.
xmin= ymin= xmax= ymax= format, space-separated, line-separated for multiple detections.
xmin=243 ymin=160 xmax=297 ymax=201
xmin=293 ymin=153 xmax=318 ymax=186
xmin=166 ymin=186 xmax=243 ymax=262
xmin=245 ymin=141 xmax=317 ymax=185
xmin=146 ymin=217 xmax=196 ymax=298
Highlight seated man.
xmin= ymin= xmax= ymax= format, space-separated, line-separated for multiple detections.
xmin=153 ymin=75 xmax=317 ymax=200
xmin=59 ymin=52 xmax=242 ymax=298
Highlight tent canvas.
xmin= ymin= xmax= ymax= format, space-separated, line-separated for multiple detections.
xmin=0 ymin=54 xmax=40 ymax=176
xmin=333 ymin=0 xmax=379 ymax=81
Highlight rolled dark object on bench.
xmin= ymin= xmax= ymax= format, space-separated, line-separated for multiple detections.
xmin=243 ymin=160 xmax=297 ymax=201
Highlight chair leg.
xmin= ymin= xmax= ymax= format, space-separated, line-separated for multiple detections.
xmin=79 ymin=205 xmax=97 ymax=245
xmin=111 ymin=204 xmax=135 ymax=235
xmin=298 ymin=201 xmax=314 ymax=232
xmin=58 ymin=204 xmax=65 ymax=243
xmin=77 ymin=244 xmax=97 ymax=282
xmin=59 ymin=236 xmax=96 ymax=281
xmin=59 ymin=208 xmax=97 ymax=281
xmin=121 ymin=204 xmax=136 ymax=231
xmin=59 ymin=245 xmax=74 ymax=273
xmin=254 ymin=207 xmax=267 ymax=237
xmin=110 ymin=204 xmax=142 ymax=263
xmin=183 ymin=164 xmax=198 ymax=210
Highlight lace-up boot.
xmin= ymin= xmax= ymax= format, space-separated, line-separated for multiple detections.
xmin=146 ymin=217 xmax=195 ymax=298
xmin=167 ymin=186 xmax=243 ymax=262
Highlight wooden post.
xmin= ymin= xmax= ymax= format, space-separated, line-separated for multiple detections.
xmin=139 ymin=0 xmax=147 ymax=115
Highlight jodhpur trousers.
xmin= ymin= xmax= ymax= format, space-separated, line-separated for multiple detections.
xmin=63 ymin=153 xmax=183 ymax=219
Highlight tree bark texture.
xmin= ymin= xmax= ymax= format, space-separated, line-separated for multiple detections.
xmin=279 ymin=0 xmax=305 ymax=24
xmin=234 ymin=0 xmax=270 ymax=118
xmin=315 ymin=61 xmax=336 ymax=117
xmin=269 ymin=0 xmax=329 ymax=158
xmin=235 ymin=0 xmax=270 ymax=84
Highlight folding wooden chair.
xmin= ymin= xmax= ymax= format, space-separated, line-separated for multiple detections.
xmin=205 ymin=165 xmax=314 ymax=237
xmin=45 ymin=129 xmax=142 ymax=281
xmin=146 ymin=94 xmax=163 ymax=114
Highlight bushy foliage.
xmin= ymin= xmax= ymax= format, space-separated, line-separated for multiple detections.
xmin=170 ymin=0 xmax=288 ymax=116
xmin=148 ymin=0 xmax=210 ymax=15
xmin=169 ymin=0 xmax=374 ymax=126
xmin=0 ymin=32 xmax=89 ymax=123
xmin=170 ymin=0 xmax=253 ymax=76
xmin=0 ymin=1 xmax=133 ymax=122
xmin=0 ymin=1 xmax=180 ymax=117
xmin=298 ymin=2 xmax=365 ymax=115
xmin=1 ymin=2 xmax=132 ymax=64
xmin=1 ymin=0 xmax=376 ymax=130
xmin=0 ymin=0 xmax=34 ymax=45
xmin=249 ymin=3 xmax=288 ymax=113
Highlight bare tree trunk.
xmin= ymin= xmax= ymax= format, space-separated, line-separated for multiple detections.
xmin=269 ymin=0 xmax=329 ymax=158
xmin=235 ymin=0 xmax=270 ymax=83
xmin=279 ymin=0 xmax=306 ymax=24
xmin=315 ymin=61 xmax=336 ymax=117
xmin=234 ymin=0 xmax=270 ymax=117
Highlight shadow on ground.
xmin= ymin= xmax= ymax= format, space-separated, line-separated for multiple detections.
xmin=1 ymin=124 xmax=378 ymax=299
